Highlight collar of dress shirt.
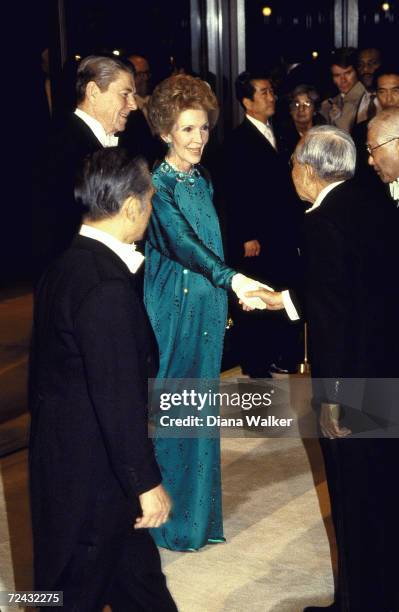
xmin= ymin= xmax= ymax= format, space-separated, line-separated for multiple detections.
xmin=246 ymin=114 xmax=274 ymax=138
xmin=305 ymin=180 xmax=345 ymax=214
xmin=74 ymin=108 xmax=119 ymax=147
xmin=79 ymin=224 xmax=144 ymax=273
xmin=389 ymin=178 xmax=399 ymax=206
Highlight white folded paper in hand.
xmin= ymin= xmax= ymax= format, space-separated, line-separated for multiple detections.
xmin=231 ymin=273 xmax=275 ymax=310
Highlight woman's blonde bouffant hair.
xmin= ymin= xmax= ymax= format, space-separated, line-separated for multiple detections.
xmin=148 ymin=74 xmax=219 ymax=136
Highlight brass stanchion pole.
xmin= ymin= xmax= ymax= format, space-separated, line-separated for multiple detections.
xmin=299 ymin=322 xmax=311 ymax=374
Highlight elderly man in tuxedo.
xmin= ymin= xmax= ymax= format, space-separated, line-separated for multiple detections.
xmin=224 ymin=70 xmax=302 ymax=378
xmin=367 ymin=107 xmax=399 ymax=206
xmin=29 ymin=148 xmax=177 ymax=611
xmin=34 ymin=55 xmax=137 ymax=277
xmin=247 ymin=125 xmax=399 ymax=612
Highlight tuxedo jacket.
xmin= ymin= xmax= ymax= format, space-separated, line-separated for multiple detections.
xmin=29 ymin=235 xmax=161 ymax=589
xmin=224 ymin=117 xmax=302 ymax=288
xmin=294 ymin=180 xmax=399 ymax=380
xmin=33 ymin=113 xmax=105 ymax=271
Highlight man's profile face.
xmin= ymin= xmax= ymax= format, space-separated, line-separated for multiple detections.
xmin=367 ymin=126 xmax=399 ymax=183
xmin=244 ymin=79 xmax=275 ymax=122
xmin=331 ymin=64 xmax=358 ymax=94
xmin=93 ymin=70 xmax=137 ymax=134
xmin=377 ymin=74 xmax=399 ymax=110
xmin=357 ymin=49 xmax=381 ymax=90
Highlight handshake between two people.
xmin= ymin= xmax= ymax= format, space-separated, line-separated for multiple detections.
xmin=231 ymin=273 xmax=285 ymax=311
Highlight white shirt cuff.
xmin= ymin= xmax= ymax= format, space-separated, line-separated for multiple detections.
xmin=282 ymin=290 xmax=300 ymax=321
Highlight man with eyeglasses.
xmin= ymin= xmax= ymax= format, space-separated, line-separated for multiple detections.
xmin=352 ymin=63 xmax=399 ymax=185
xmin=246 ymin=125 xmax=399 ymax=612
xmin=119 ymin=53 xmax=165 ymax=168
xmin=367 ymin=108 xmax=399 ymax=206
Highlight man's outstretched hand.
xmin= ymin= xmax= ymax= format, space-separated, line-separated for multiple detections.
xmin=135 ymin=484 xmax=172 ymax=529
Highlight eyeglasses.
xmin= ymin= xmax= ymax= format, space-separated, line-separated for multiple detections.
xmin=366 ymin=136 xmax=399 ymax=156
xmin=290 ymin=101 xmax=313 ymax=109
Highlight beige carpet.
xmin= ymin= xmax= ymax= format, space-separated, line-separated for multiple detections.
xmin=0 ymin=370 xmax=336 ymax=612
xmin=160 ymin=435 xmax=335 ymax=612
xmin=158 ymin=370 xmax=336 ymax=612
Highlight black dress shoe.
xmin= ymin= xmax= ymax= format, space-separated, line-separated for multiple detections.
xmin=303 ymin=605 xmax=337 ymax=612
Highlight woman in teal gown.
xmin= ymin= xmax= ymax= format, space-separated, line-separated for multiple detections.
xmin=144 ymin=75 xmax=239 ymax=551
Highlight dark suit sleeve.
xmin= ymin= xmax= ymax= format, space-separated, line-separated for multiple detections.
xmin=74 ymin=279 xmax=161 ymax=499
xmin=305 ymin=218 xmax=351 ymax=380
xmin=224 ymin=134 xmax=262 ymax=247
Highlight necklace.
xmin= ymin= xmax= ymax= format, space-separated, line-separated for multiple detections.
xmin=160 ymin=160 xmax=200 ymax=185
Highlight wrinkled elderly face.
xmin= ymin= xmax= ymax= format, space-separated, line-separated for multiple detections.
xmin=165 ymin=108 xmax=209 ymax=172
xmin=93 ymin=70 xmax=137 ymax=134
xmin=290 ymin=94 xmax=314 ymax=127
xmin=377 ymin=74 xmax=399 ymax=110
xmin=367 ymin=126 xmax=399 ymax=183
xmin=244 ymin=79 xmax=276 ymax=122
xmin=357 ymin=49 xmax=381 ymax=90
xmin=331 ymin=64 xmax=358 ymax=94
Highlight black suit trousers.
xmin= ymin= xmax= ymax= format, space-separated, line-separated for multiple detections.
xmin=319 ymin=436 xmax=399 ymax=612
xmin=46 ymin=528 xmax=177 ymax=612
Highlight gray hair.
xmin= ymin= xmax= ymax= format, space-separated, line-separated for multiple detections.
xmin=288 ymin=84 xmax=320 ymax=108
xmin=295 ymin=125 xmax=356 ymax=181
xmin=368 ymin=108 xmax=399 ymax=142
xmin=76 ymin=55 xmax=133 ymax=104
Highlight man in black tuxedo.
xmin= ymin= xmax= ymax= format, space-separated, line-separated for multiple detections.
xmin=33 ymin=55 xmax=137 ymax=278
xmin=367 ymin=107 xmax=399 ymax=207
xmin=247 ymin=125 xmax=399 ymax=611
xmin=29 ymin=148 xmax=177 ymax=611
xmin=224 ymin=70 xmax=302 ymax=378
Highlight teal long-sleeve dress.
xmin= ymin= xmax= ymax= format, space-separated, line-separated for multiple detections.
xmin=144 ymin=161 xmax=235 ymax=550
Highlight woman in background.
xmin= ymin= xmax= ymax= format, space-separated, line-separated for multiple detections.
xmin=280 ymin=84 xmax=326 ymax=156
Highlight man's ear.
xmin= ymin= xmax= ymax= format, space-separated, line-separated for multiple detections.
xmin=85 ymin=81 xmax=100 ymax=103
xmin=124 ymin=196 xmax=141 ymax=222
xmin=242 ymin=96 xmax=252 ymax=113
xmin=304 ymin=163 xmax=315 ymax=184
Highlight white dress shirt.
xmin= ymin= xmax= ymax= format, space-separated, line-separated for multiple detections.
xmin=246 ymin=114 xmax=277 ymax=149
xmin=79 ymin=224 xmax=144 ymax=273
xmin=74 ymin=108 xmax=119 ymax=147
xmin=282 ymin=181 xmax=345 ymax=320
xmin=356 ymin=91 xmax=380 ymax=124
xmin=389 ymin=178 xmax=399 ymax=206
